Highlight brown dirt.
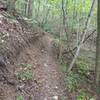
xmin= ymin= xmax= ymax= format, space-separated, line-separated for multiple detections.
xmin=0 ymin=11 xmax=69 ymax=99
xmin=18 ymin=35 xmax=69 ymax=100
xmin=0 ymin=35 xmax=69 ymax=100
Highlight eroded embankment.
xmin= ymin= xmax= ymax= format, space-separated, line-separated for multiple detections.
xmin=0 ymin=11 xmax=69 ymax=100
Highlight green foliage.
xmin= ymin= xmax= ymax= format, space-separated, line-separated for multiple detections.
xmin=60 ymin=61 xmax=67 ymax=72
xmin=66 ymin=73 xmax=79 ymax=92
xmin=65 ymin=59 xmax=95 ymax=94
xmin=19 ymin=63 xmax=32 ymax=69
xmin=42 ymin=23 xmax=52 ymax=33
xmin=95 ymin=86 xmax=100 ymax=93
xmin=60 ymin=58 xmax=70 ymax=72
xmin=16 ymin=70 xmax=33 ymax=81
xmin=15 ymin=0 xmax=96 ymax=38
xmin=67 ymin=0 xmax=91 ymax=13
xmin=16 ymin=63 xmax=33 ymax=81
xmin=76 ymin=59 xmax=90 ymax=75
xmin=77 ymin=91 xmax=96 ymax=100
xmin=48 ymin=0 xmax=61 ymax=5
xmin=77 ymin=92 xmax=89 ymax=100
xmin=16 ymin=95 xmax=24 ymax=100
xmin=16 ymin=0 xmax=26 ymax=12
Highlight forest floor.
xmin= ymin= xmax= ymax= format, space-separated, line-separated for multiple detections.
xmin=1 ymin=35 xmax=69 ymax=100
xmin=0 ymin=10 xmax=99 ymax=100
xmin=14 ymin=34 xmax=69 ymax=100
xmin=0 ymin=12 xmax=69 ymax=100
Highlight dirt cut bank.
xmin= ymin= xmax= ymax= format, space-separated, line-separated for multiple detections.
xmin=0 ymin=11 xmax=69 ymax=100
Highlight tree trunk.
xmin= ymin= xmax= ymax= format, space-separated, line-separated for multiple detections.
xmin=59 ymin=0 xmax=67 ymax=60
xmin=27 ymin=0 xmax=33 ymax=18
xmin=67 ymin=0 xmax=96 ymax=74
xmin=95 ymin=0 xmax=100 ymax=85
xmin=7 ymin=0 xmax=16 ymax=13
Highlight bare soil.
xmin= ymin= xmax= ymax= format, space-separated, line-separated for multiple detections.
xmin=0 ymin=12 xmax=69 ymax=99
xmin=0 ymin=35 xmax=69 ymax=100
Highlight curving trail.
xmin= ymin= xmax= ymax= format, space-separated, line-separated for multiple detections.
xmin=34 ymin=35 xmax=68 ymax=100
xmin=0 ymin=34 xmax=69 ymax=100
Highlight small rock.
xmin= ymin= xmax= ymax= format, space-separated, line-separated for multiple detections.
xmin=17 ymin=84 xmax=25 ymax=89
xmin=44 ymin=97 xmax=47 ymax=100
xmin=55 ymin=86 xmax=58 ymax=89
xmin=0 ymin=20 xmax=2 ymax=23
xmin=53 ymin=96 xmax=58 ymax=100
xmin=44 ymin=63 xmax=48 ymax=67
xmin=41 ymin=49 xmax=44 ymax=53
xmin=16 ymin=84 xmax=25 ymax=91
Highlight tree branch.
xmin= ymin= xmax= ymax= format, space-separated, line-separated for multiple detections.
xmin=67 ymin=0 xmax=96 ymax=74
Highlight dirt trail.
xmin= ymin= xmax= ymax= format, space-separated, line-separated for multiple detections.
xmin=0 ymin=11 xmax=69 ymax=99
xmin=15 ymin=34 xmax=69 ymax=100
xmin=34 ymin=35 xmax=68 ymax=100
xmin=0 ymin=33 xmax=69 ymax=100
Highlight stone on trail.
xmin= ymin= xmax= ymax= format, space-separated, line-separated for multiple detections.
xmin=52 ymin=95 xmax=58 ymax=100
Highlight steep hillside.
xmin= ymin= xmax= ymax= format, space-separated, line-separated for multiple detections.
xmin=0 ymin=11 xmax=69 ymax=100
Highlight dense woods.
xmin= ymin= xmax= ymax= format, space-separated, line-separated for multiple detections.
xmin=0 ymin=0 xmax=99 ymax=100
